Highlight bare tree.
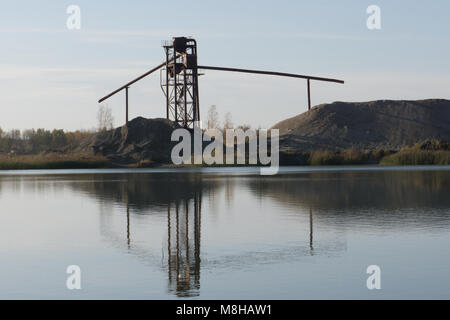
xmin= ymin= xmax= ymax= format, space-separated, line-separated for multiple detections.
xmin=97 ymin=105 xmax=114 ymax=131
xmin=8 ymin=129 xmax=21 ymax=141
xmin=207 ymin=105 xmax=219 ymax=129
xmin=223 ymin=112 xmax=234 ymax=130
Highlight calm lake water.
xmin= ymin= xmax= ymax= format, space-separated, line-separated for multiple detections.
xmin=0 ymin=166 xmax=449 ymax=299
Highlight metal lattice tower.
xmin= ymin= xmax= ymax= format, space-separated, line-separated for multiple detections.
xmin=161 ymin=37 xmax=200 ymax=128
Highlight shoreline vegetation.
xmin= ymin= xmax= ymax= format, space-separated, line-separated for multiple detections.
xmin=0 ymin=120 xmax=448 ymax=170
xmin=0 ymin=154 xmax=109 ymax=170
xmin=281 ymin=141 xmax=450 ymax=166
xmin=0 ymin=141 xmax=448 ymax=170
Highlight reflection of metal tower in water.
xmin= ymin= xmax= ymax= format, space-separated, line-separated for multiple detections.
xmin=167 ymin=192 xmax=202 ymax=297
xmin=161 ymin=37 xmax=200 ymax=128
xmin=309 ymin=207 xmax=314 ymax=255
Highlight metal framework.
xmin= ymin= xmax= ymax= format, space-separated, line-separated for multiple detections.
xmin=98 ymin=37 xmax=344 ymax=128
xmin=161 ymin=37 xmax=200 ymax=127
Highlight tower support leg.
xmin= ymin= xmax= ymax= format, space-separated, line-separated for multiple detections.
xmin=307 ymin=79 xmax=311 ymax=111
xmin=126 ymin=86 xmax=129 ymax=124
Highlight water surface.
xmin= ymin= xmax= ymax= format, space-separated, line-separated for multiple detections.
xmin=0 ymin=166 xmax=449 ymax=299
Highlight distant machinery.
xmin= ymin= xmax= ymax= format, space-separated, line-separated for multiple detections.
xmin=99 ymin=37 xmax=344 ymax=128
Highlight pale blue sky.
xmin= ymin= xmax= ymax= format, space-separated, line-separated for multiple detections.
xmin=1 ymin=0 xmax=449 ymax=130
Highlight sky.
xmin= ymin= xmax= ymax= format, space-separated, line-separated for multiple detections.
xmin=1 ymin=0 xmax=449 ymax=131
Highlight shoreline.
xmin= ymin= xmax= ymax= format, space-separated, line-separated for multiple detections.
xmin=1 ymin=165 xmax=450 ymax=178
xmin=0 ymin=158 xmax=448 ymax=171
xmin=1 ymin=143 xmax=448 ymax=170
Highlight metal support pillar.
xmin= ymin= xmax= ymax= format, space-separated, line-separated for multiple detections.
xmin=307 ymin=79 xmax=311 ymax=111
xmin=125 ymin=86 xmax=129 ymax=124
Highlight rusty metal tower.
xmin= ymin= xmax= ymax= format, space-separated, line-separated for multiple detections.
xmin=161 ymin=37 xmax=200 ymax=127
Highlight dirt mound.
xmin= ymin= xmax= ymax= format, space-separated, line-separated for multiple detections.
xmin=89 ymin=117 xmax=181 ymax=165
xmin=273 ymin=99 xmax=450 ymax=151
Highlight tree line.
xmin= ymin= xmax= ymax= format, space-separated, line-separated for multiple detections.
xmin=0 ymin=105 xmax=115 ymax=154
xmin=0 ymin=128 xmax=96 ymax=154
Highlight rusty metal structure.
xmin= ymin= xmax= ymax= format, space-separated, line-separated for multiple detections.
xmin=161 ymin=37 xmax=200 ymax=127
xmin=99 ymin=37 xmax=344 ymax=128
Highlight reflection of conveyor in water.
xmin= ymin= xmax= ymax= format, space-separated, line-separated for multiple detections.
xmin=310 ymin=207 xmax=314 ymax=253
xmin=166 ymin=193 xmax=202 ymax=297
xmin=81 ymin=173 xmax=349 ymax=297
xmin=98 ymin=202 xmax=160 ymax=261
xmin=99 ymin=195 xmax=347 ymax=297
xmin=245 ymin=170 xmax=450 ymax=230
xmin=98 ymin=192 xmax=203 ymax=298
xmin=199 ymin=209 xmax=347 ymax=272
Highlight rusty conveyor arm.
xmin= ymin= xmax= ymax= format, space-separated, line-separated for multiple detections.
xmin=99 ymin=58 xmax=176 ymax=103
xmin=197 ymin=65 xmax=344 ymax=84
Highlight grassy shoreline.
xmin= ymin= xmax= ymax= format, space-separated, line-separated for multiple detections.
xmin=281 ymin=141 xmax=450 ymax=166
xmin=380 ymin=150 xmax=450 ymax=166
xmin=0 ymin=145 xmax=449 ymax=170
xmin=0 ymin=154 xmax=110 ymax=170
